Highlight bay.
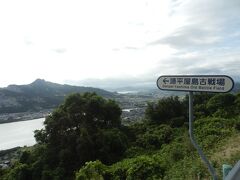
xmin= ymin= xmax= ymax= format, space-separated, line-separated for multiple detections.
xmin=0 ymin=118 xmax=45 ymax=150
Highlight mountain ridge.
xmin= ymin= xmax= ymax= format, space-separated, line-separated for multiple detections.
xmin=0 ymin=79 xmax=116 ymax=114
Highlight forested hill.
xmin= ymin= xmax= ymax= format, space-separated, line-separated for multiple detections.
xmin=0 ymin=79 xmax=116 ymax=113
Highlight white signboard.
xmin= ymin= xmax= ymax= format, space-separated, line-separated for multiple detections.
xmin=157 ymin=75 xmax=234 ymax=93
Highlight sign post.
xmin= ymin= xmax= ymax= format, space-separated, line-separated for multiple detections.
xmin=157 ymin=75 xmax=234 ymax=180
xmin=189 ymin=91 xmax=218 ymax=180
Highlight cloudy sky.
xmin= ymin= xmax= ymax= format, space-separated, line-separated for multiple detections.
xmin=0 ymin=0 xmax=240 ymax=88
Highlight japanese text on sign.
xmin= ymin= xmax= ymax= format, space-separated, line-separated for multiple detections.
xmin=157 ymin=75 xmax=234 ymax=93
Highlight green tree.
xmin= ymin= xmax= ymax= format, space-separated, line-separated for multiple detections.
xmin=108 ymin=155 xmax=165 ymax=180
xmin=94 ymin=128 xmax=128 ymax=164
xmin=32 ymin=93 xmax=124 ymax=179
xmin=192 ymin=93 xmax=214 ymax=118
xmin=135 ymin=124 xmax=173 ymax=149
xmin=145 ymin=96 xmax=186 ymax=126
xmin=75 ymin=161 xmax=106 ymax=180
xmin=235 ymin=92 xmax=240 ymax=115
xmin=206 ymin=93 xmax=236 ymax=118
xmin=3 ymin=163 xmax=31 ymax=180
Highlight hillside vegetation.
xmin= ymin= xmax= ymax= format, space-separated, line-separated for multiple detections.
xmin=0 ymin=79 xmax=115 ymax=114
xmin=1 ymin=92 xmax=240 ymax=180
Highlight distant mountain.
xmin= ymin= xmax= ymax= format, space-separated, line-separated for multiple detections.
xmin=0 ymin=79 xmax=116 ymax=114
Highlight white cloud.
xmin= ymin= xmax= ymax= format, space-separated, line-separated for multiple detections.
xmin=0 ymin=0 xmax=239 ymax=87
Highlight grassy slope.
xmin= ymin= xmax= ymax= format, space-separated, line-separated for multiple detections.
xmin=82 ymin=117 xmax=240 ymax=180
xmin=211 ymin=133 xmax=240 ymax=178
xmin=162 ymin=117 xmax=240 ymax=179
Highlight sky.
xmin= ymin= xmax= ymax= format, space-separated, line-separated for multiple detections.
xmin=0 ymin=0 xmax=240 ymax=88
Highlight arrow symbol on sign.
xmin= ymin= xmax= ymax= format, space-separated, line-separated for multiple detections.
xmin=163 ymin=78 xmax=169 ymax=84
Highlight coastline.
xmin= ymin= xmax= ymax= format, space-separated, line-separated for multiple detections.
xmin=0 ymin=109 xmax=52 ymax=124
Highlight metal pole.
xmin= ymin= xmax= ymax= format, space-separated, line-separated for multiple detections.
xmin=189 ymin=91 xmax=218 ymax=180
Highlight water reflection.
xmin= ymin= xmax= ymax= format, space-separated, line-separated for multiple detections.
xmin=0 ymin=118 xmax=44 ymax=150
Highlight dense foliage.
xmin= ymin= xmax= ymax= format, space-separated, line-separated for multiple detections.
xmin=1 ymin=93 xmax=125 ymax=179
xmin=145 ymin=96 xmax=187 ymax=127
xmin=1 ymin=92 xmax=240 ymax=179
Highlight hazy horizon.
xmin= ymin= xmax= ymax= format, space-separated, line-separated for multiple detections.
xmin=1 ymin=75 xmax=240 ymax=92
xmin=0 ymin=0 xmax=240 ymax=87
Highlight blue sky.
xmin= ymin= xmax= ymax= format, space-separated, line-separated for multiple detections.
xmin=0 ymin=0 xmax=239 ymax=88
